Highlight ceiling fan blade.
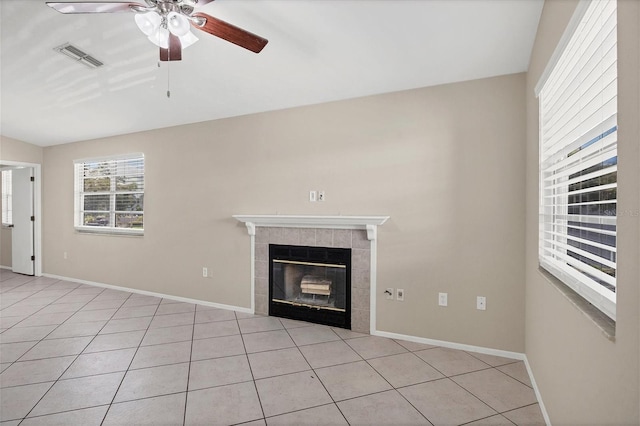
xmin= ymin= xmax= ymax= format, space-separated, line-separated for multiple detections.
xmin=160 ymin=34 xmax=182 ymax=62
xmin=191 ymin=12 xmax=268 ymax=53
xmin=46 ymin=2 xmax=141 ymax=14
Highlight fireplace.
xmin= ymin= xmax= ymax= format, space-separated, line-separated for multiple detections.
xmin=269 ymin=244 xmax=351 ymax=329
xmin=233 ymin=214 xmax=390 ymax=334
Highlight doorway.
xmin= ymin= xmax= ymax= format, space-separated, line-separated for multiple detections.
xmin=0 ymin=161 xmax=42 ymax=276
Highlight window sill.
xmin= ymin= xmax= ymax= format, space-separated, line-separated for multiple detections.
xmin=538 ymin=266 xmax=615 ymax=341
xmin=75 ymin=226 xmax=143 ymax=237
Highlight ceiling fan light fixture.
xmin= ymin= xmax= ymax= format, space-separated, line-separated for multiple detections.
xmin=167 ymin=12 xmax=190 ymax=37
xmin=179 ymin=31 xmax=199 ymax=49
xmin=148 ymin=26 xmax=170 ymax=49
xmin=134 ymin=11 xmax=161 ymax=36
xmin=48 ymin=1 xmax=268 ymax=58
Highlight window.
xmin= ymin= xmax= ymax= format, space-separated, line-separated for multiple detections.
xmin=1 ymin=170 xmax=12 ymax=226
xmin=537 ymin=0 xmax=617 ymax=320
xmin=74 ymin=154 xmax=145 ymax=234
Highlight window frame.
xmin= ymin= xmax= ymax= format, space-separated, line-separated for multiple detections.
xmin=1 ymin=169 xmax=12 ymax=227
xmin=73 ymin=153 xmax=145 ymax=236
xmin=536 ymin=0 xmax=618 ymax=321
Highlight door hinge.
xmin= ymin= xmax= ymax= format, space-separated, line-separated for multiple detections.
xmin=30 ymin=176 xmax=34 ymax=182
xmin=31 ymin=255 xmax=35 ymax=261
xmin=30 ymin=216 xmax=35 ymax=221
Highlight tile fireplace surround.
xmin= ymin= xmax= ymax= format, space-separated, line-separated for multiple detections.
xmin=233 ymin=215 xmax=389 ymax=334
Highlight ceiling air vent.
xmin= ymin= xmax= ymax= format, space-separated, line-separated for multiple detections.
xmin=54 ymin=43 xmax=104 ymax=69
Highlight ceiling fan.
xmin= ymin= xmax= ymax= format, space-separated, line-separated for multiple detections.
xmin=46 ymin=0 xmax=268 ymax=61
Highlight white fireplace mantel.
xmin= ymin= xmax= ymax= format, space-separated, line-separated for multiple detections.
xmin=234 ymin=214 xmax=390 ymax=332
xmin=233 ymin=215 xmax=390 ymax=241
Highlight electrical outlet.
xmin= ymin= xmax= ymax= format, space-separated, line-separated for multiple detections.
xmin=318 ymin=191 xmax=325 ymax=201
xmin=63 ymin=251 xmax=68 ymax=260
xmin=202 ymin=267 xmax=208 ymax=278
xmin=309 ymin=190 xmax=317 ymax=202
xmin=477 ymin=296 xmax=486 ymax=310
xmin=385 ymin=288 xmax=394 ymax=300
xmin=438 ymin=292 xmax=448 ymax=307
xmin=396 ymin=288 xmax=405 ymax=301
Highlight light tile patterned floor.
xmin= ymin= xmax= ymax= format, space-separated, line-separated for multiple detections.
xmin=0 ymin=271 xmax=545 ymax=425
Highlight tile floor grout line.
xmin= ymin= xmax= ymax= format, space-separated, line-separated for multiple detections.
xmin=349 ymin=340 xmax=528 ymax=425
xmin=288 ymin=325 xmax=437 ymax=425
xmin=7 ymin=283 xmax=111 ymax=335
xmin=0 ymin=286 xmax=66 ymax=313
xmin=500 ymin=402 xmax=544 ymax=417
xmin=1 ymin=278 xmax=77 ymax=328
xmin=0 ymin=381 xmax=57 ymax=423
xmin=236 ymin=310 xmax=268 ymax=424
xmin=356 ymin=344 xmax=434 ymax=425
xmin=446 ymin=365 xmax=513 ymax=418
xmin=494 ymin=366 xmax=535 ymax=390
xmin=98 ymin=294 xmax=162 ymax=426
xmin=280 ymin=321 xmax=352 ymax=425
xmin=1 ymin=275 xmax=546 ymax=425
xmin=181 ymin=304 xmax=197 ymax=426
xmin=458 ymin=413 xmax=517 ymax=426
xmin=0 ymin=278 xmax=100 ymax=364
xmin=451 ymin=365 xmax=539 ymax=414
xmin=12 ymin=284 xmax=122 ymax=423
xmin=13 ymin=403 xmax=112 ymax=424
xmin=263 ymin=401 xmax=349 ymax=424
xmin=464 ymin=350 xmax=522 ymax=368
xmin=442 ymin=365 xmax=496 ymax=379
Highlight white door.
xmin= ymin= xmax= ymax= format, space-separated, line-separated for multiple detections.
xmin=11 ymin=167 xmax=34 ymax=275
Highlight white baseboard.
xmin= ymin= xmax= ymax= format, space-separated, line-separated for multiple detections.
xmin=40 ymin=272 xmax=549 ymax=425
xmin=0 ymin=265 xmax=11 ymax=270
xmin=373 ymin=329 xmax=551 ymax=425
xmin=373 ymin=329 xmax=525 ymax=360
xmin=523 ymin=355 xmax=552 ymax=426
xmin=42 ymin=273 xmax=253 ymax=314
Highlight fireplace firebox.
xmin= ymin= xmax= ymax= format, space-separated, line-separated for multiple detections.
xmin=269 ymin=244 xmax=351 ymax=329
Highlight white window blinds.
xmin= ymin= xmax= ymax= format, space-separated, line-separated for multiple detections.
xmin=74 ymin=154 xmax=145 ymax=235
xmin=538 ymin=0 xmax=617 ymax=320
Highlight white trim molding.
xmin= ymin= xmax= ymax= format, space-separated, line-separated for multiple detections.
xmin=374 ymin=329 xmax=551 ymax=426
xmin=42 ymin=273 xmax=253 ymax=314
xmin=523 ymin=356 xmax=552 ymax=426
xmin=534 ymin=0 xmax=590 ymax=97
xmin=40 ymin=271 xmax=549 ymax=425
xmin=233 ymin=215 xmax=389 ymax=238
xmin=0 ymin=160 xmax=42 ymax=277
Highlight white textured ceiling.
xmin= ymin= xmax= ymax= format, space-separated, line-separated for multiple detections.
xmin=0 ymin=0 xmax=543 ymax=147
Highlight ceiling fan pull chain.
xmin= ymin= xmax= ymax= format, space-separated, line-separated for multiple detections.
xmin=167 ymin=60 xmax=171 ymax=98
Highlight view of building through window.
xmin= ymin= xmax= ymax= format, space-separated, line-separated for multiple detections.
xmin=538 ymin=0 xmax=617 ymax=320
xmin=75 ymin=154 xmax=144 ymax=233
xmin=566 ymin=128 xmax=617 ymax=292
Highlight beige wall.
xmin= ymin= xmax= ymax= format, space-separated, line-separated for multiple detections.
xmin=0 ymin=136 xmax=44 ymax=268
xmin=0 ymin=228 xmax=10 ymax=267
xmin=525 ymin=1 xmax=640 ymax=424
xmin=43 ymin=73 xmax=527 ymax=352
xmin=1 ymin=135 xmax=44 ymax=164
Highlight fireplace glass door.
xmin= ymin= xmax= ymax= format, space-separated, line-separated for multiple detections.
xmin=269 ymin=244 xmax=351 ymax=329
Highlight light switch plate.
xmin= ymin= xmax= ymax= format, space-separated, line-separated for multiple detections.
xmin=439 ymin=292 xmax=448 ymax=307
xmin=477 ymin=296 xmax=486 ymax=310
